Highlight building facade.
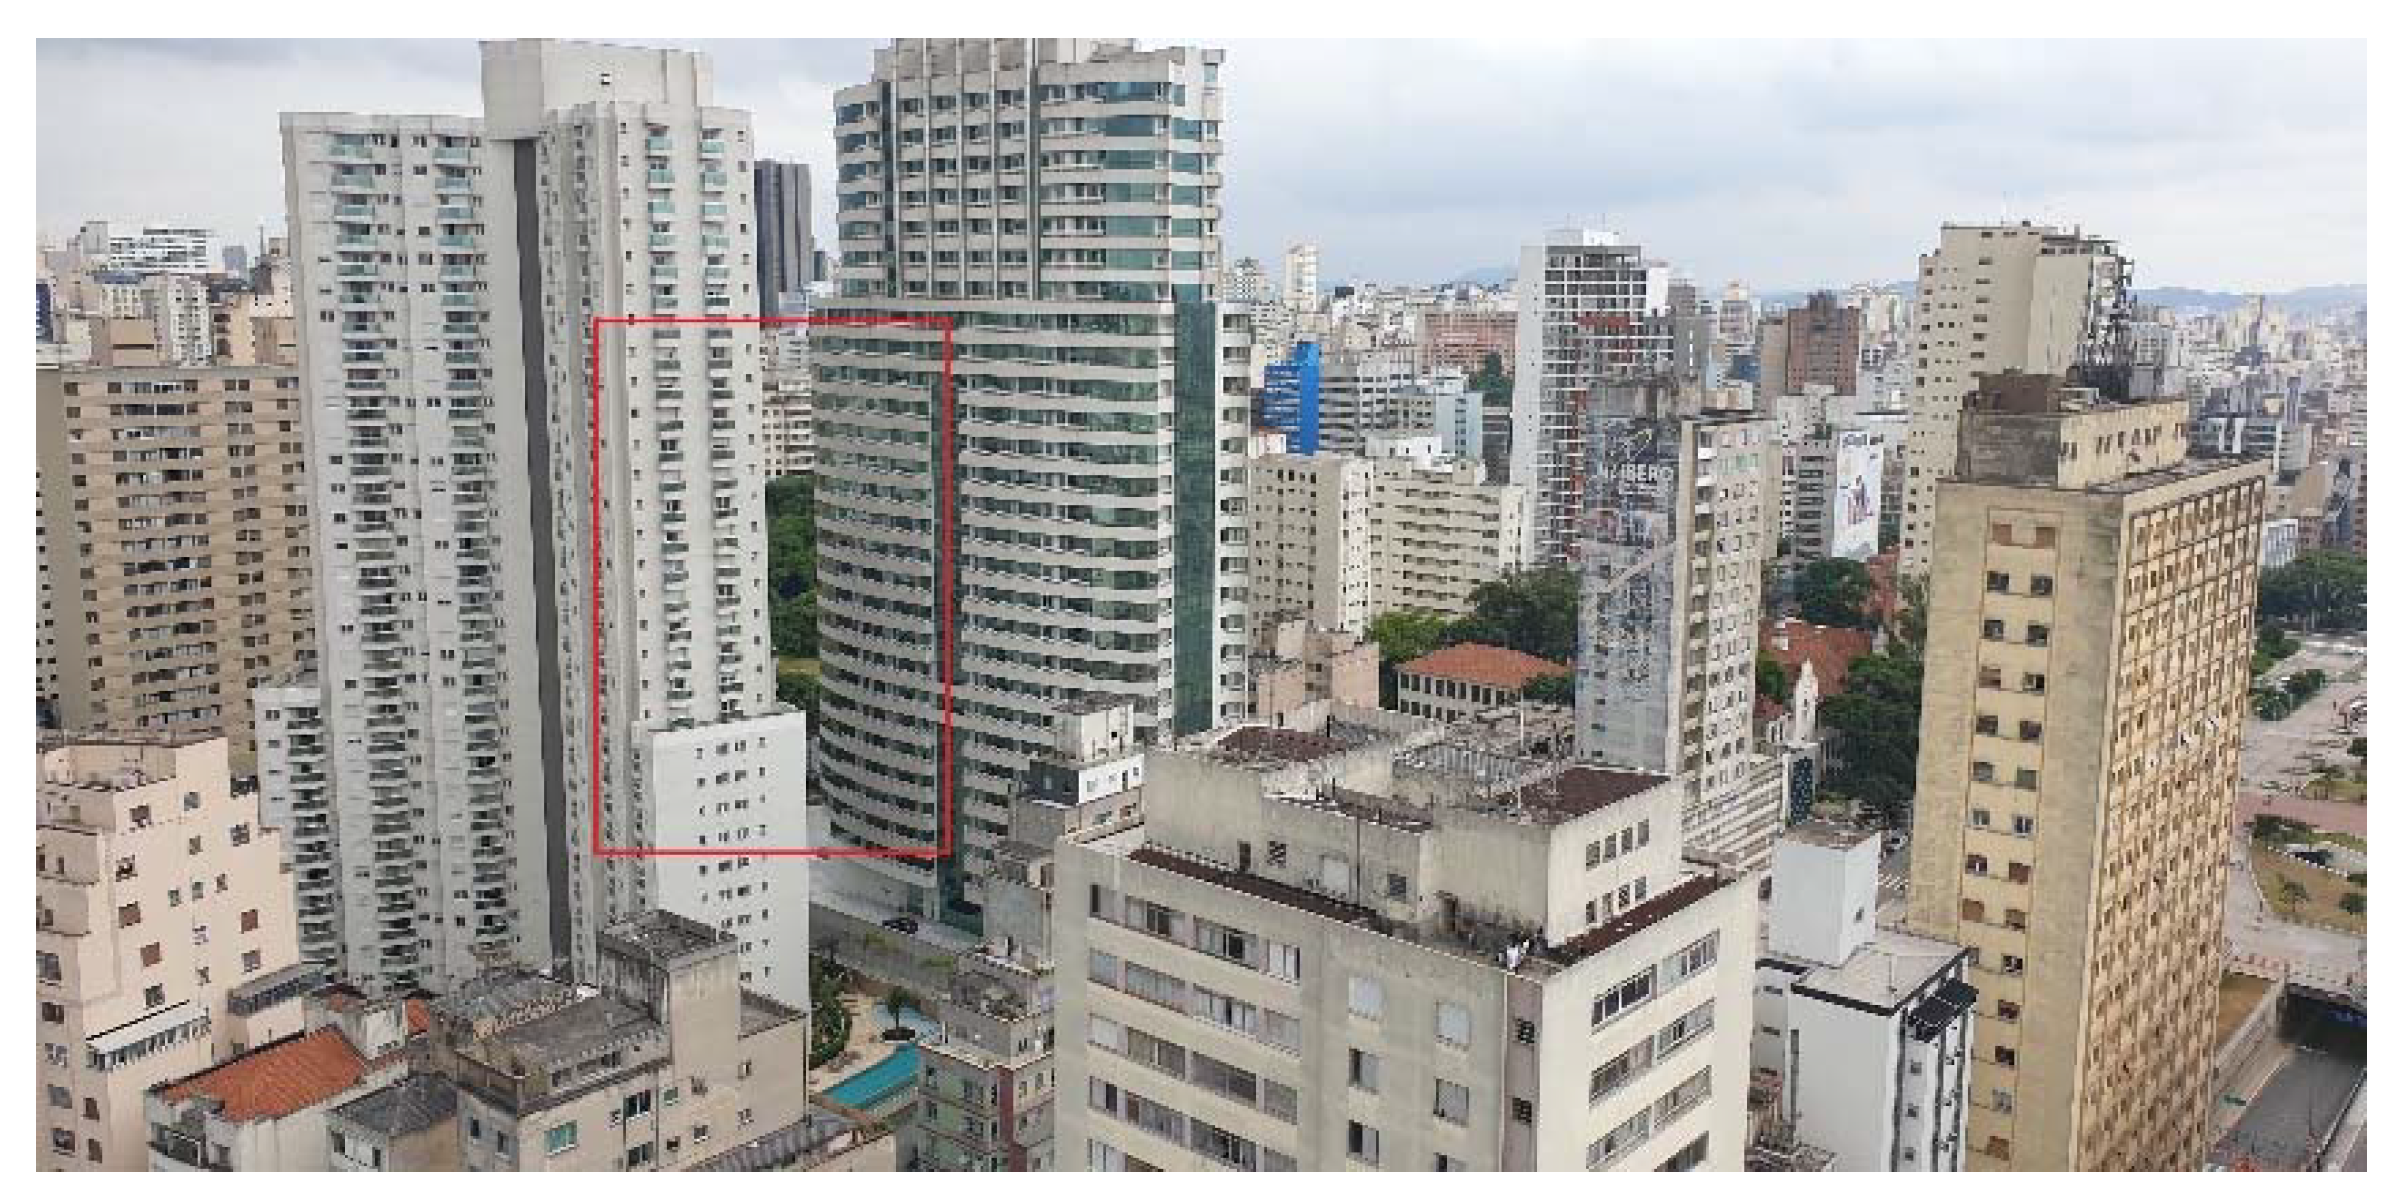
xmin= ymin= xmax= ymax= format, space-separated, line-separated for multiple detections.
xmin=1896 ymin=223 xmax=2129 ymax=575
xmin=1054 ymin=714 xmax=1756 ymax=1172
xmin=812 ymin=38 xmax=1248 ymax=927
xmin=754 ymin=158 xmax=817 ymax=314
xmin=36 ymin=363 xmax=317 ymax=771
xmin=35 ymin=734 xmax=308 ymax=1171
xmin=1904 ymin=376 xmax=2266 ymax=1170
xmin=1246 ymin=450 xmax=1373 ymax=634
xmin=1510 ymin=229 xmax=1673 ymax=565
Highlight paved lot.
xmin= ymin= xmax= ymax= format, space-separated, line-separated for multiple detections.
xmin=2239 ymin=638 xmax=2366 ymax=819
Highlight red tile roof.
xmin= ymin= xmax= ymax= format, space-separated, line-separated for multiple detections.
xmin=1760 ymin=618 xmax=1876 ymax=707
xmin=1398 ymin=643 xmax=1568 ymax=692
xmin=158 ymin=1027 xmax=367 ymax=1123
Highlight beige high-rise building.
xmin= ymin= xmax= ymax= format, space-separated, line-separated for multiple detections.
xmin=36 ymin=363 xmax=316 ymax=772
xmin=34 ymin=734 xmax=310 ymax=1171
xmin=1896 ymin=223 xmax=2129 ymax=576
xmin=1369 ymin=451 xmax=1528 ymax=621
xmin=1904 ymin=375 xmax=2266 ymax=1171
xmin=1247 ymin=450 xmax=1374 ymax=633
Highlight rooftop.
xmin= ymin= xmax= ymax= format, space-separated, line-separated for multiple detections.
xmin=1779 ymin=819 xmax=1875 ymax=851
xmin=331 ymin=1074 xmax=458 ymax=1138
xmin=1488 ymin=762 xmax=1672 ymax=823
xmin=600 ymin=908 xmax=734 ymax=967
xmin=1781 ymin=925 xmax=1968 ymax=1015
xmin=1398 ymin=643 xmax=1569 ymax=691
xmin=1206 ymin=725 xmax=1351 ymax=767
xmin=157 ymin=1027 xmax=369 ymax=1124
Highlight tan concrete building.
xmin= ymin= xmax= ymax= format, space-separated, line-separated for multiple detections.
xmin=1897 ymin=223 xmax=2129 ymax=575
xmin=1396 ymin=642 xmax=1568 ymax=723
xmin=1248 ymin=451 xmax=1375 ymax=633
xmin=148 ymin=987 xmax=423 ymax=1171
xmin=420 ymin=910 xmax=813 ymax=1171
xmin=1056 ymin=710 xmax=1756 ymax=1172
xmin=1248 ymin=617 xmax=1378 ymax=727
xmin=1904 ymin=376 xmax=2266 ymax=1170
xmin=34 ymin=733 xmax=309 ymax=1171
xmin=1369 ymin=452 xmax=1528 ymax=621
xmin=36 ymin=362 xmax=315 ymax=771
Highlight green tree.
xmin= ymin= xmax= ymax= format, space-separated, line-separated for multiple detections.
xmin=1756 ymin=655 xmax=1792 ymax=706
xmin=766 ymin=474 xmax=819 ymax=658
xmin=1795 ymin=558 xmax=1874 ymax=629
xmin=1367 ymin=609 xmax=1453 ymax=705
xmin=1817 ymin=650 xmax=1923 ymax=827
xmin=1444 ymin=566 xmax=1579 ymax=663
xmin=1891 ymin=573 xmax=1929 ymax=654
xmin=2339 ymin=892 xmax=2366 ymax=916
xmin=2258 ymin=549 xmax=2366 ymax=632
xmin=1522 ymin=671 xmax=1575 ymax=707
xmin=1466 ymin=351 xmax=1512 ymax=403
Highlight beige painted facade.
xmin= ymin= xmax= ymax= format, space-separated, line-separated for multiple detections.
xmin=34 ymin=734 xmax=306 ymax=1171
xmin=1055 ymin=713 xmax=1755 ymax=1173
xmin=1247 ymin=452 xmax=1374 ymax=633
xmin=1370 ymin=455 xmax=1528 ymax=621
xmin=1896 ymin=223 xmax=2128 ymax=576
xmin=36 ymin=364 xmax=316 ymax=772
xmin=1904 ymin=382 xmax=2265 ymax=1170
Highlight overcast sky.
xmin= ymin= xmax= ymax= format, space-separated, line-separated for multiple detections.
xmin=38 ymin=38 xmax=2367 ymax=293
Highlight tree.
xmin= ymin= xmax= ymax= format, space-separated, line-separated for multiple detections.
xmin=1892 ymin=573 xmax=1930 ymax=655
xmin=766 ymin=474 xmax=819 ymax=658
xmin=2258 ymin=549 xmax=2366 ymax=632
xmin=1366 ymin=609 xmax=1453 ymax=705
xmin=1522 ymin=671 xmax=1575 ymax=707
xmin=2339 ymin=892 xmax=2366 ymax=916
xmin=1756 ymin=655 xmax=1792 ymax=706
xmin=1795 ymin=558 xmax=1874 ymax=629
xmin=1444 ymin=566 xmax=1579 ymax=663
xmin=1817 ymin=650 xmax=1923 ymax=828
xmin=1467 ymin=351 xmax=1512 ymax=403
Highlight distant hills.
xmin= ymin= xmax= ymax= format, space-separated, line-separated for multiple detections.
xmin=1444 ymin=270 xmax=2364 ymax=316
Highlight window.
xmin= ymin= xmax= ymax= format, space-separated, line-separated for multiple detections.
xmin=1590 ymin=1039 xmax=1655 ymax=1103
xmin=2019 ymin=720 xmax=2043 ymax=742
xmin=2029 ymin=575 xmax=2054 ymax=597
xmin=240 ymin=909 xmax=260 ymax=932
xmin=1264 ymin=939 xmax=1301 ymax=983
xmin=1659 ymin=1134 xmax=1708 ymax=1172
xmin=1435 ymin=1001 xmax=1470 ymax=1048
xmin=2026 ymin=624 xmax=2050 ymax=647
xmin=1348 ymin=1048 xmax=1380 ymax=1093
xmin=1970 ymin=808 xmax=1992 ymax=829
xmin=1511 ymin=1096 xmax=1535 ymax=1125
xmin=1592 ymin=967 xmax=1656 ymax=1027
xmin=1434 ymin=1079 xmax=1471 ymax=1124
xmin=1347 ymin=976 xmax=1384 ymax=1020
xmin=1434 ymin=1153 xmax=1463 ymax=1172
xmin=623 ymin=1090 xmax=653 ymax=1120
xmin=1992 ymin=1088 xmax=2016 ymax=1113
xmin=545 ymin=1122 xmax=579 ymax=1155
xmin=2022 ymin=673 xmax=2046 ymax=694
xmin=2014 ymin=768 xmax=2039 ymax=790
xmin=1514 ymin=1018 xmax=1538 ymax=1045
xmin=1985 ymin=571 xmax=2010 ymax=593
xmin=625 ymin=1144 xmax=653 ymax=1168
xmin=1982 ymin=619 xmax=2006 ymax=641
xmin=1385 ymin=872 xmax=1409 ymax=900
xmin=1345 ymin=1121 xmax=1380 ymax=1165
xmin=1999 ymin=956 xmax=2025 ymax=977
xmin=1965 ymin=853 xmax=1989 ymax=876
xmin=1265 ymin=840 xmax=1287 ymax=867
xmin=2011 ymin=814 xmax=2036 ymax=836
xmin=118 ymin=903 xmax=141 ymax=928
xmin=1661 ymin=933 xmax=1718 ymax=989
xmin=1976 ymin=714 xmax=1999 ymax=736
xmin=143 ymin=984 xmax=166 ymax=1008
xmin=1654 ymin=1000 xmax=1715 ymax=1060
xmin=140 ymin=943 xmax=162 ymax=967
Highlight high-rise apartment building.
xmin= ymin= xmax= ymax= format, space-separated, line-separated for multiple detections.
xmin=36 ymin=363 xmax=317 ymax=772
xmin=1315 ymin=345 xmax=1416 ymax=456
xmin=1417 ymin=309 xmax=1516 ymax=378
xmin=1246 ymin=450 xmax=1374 ymax=633
xmin=270 ymin=40 xmax=807 ymax=1004
xmin=1511 ymin=229 xmax=1673 ymax=565
xmin=812 ymin=38 xmax=1247 ymax=927
xmin=1896 ymin=223 xmax=2129 ymax=575
xmin=1282 ymin=241 xmax=1320 ymax=312
xmin=1783 ymin=291 xmax=1862 ymax=396
xmin=1904 ymin=375 xmax=2266 ymax=1170
xmin=1368 ymin=449 xmax=1529 ymax=621
xmin=35 ymin=734 xmax=310 ymax=1171
xmin=754 ymin=157 xmax=817 ymax=314
xmin=1055 ymin=712 xmax=1757 ymax=1172
xmin=1573 ymin=379 xmax=1779 ymax=869
xmin=1223 ymin=256 xmax=1268 ymax=306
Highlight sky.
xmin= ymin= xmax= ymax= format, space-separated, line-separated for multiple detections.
xmin=37 ymin=38 xmax=2369 ymax=293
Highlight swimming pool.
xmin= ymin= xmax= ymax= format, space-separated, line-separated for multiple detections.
xmin=821 ymin=1043 xmax=919 ymax=1112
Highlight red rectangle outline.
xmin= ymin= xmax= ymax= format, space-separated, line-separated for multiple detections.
xmin=587 ymin=313 xmax=953 ymax=860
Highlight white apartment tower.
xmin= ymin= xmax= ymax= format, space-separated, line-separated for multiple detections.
xmin=271 ymin=40 xmax=807 ymax=1004
xmin=1282 ymin=241 xmax=1320 ymax=312
xmin=1896 ymin=223 xmax=2128 ymax=575
xmin=1511 ymin=229 xmax=1674 ymax=565
xmin=814 ymin=39 xmax=1249 ymax=928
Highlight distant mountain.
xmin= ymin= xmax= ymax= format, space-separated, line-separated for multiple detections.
xmin=2136 ymin=284 xmax=2366 ymax=315
xmin=1450 ymin=265 xmax=1514 ymax=287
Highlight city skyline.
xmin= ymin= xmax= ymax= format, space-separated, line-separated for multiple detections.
xmin=37 ymin=37 xmax=2368 ymax=293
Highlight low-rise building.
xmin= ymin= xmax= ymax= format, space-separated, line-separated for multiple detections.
xmin=901 ymin=952 xmax=1057 ymax=1171
xmin=420 ymin=910 xmax=812 ymax=1172
xmin=1751 ymin=824 xmax=1973 ymax=1171
xmin=1395 ymin=643 xmax=1569 ymax=723
xmin=1248 ymin=617 xmax=1378 ymax=727
xmin=1056 ymin=708 xmax=1757 ymax=1172
xmin=147 ymin=986 xmax=423 ymax=1171
xmin=328 ymin=1074 xmax=460 ymax=1171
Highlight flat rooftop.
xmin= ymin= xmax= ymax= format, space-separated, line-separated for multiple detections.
xmin=1781 ymin=820 xmax=1875 ymax=850
xmin=1783 ymin=926 xmax=1967 ymax=1014
xmin=1207 ymin=725 xmax=1350 ymax=767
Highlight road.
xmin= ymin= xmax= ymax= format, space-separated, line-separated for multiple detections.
xmin=2216 ymin=1047 xmax=2364 ymax=1170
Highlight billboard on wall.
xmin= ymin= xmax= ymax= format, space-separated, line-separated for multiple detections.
xmin=1829 ymin=429 xmax=1884 ymax=561
xmin=1577 ymin=413 xmax=1680 ymax=772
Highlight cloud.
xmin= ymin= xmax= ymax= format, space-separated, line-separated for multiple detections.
xmin=38 ymin=38 xmax=2367 ymax=293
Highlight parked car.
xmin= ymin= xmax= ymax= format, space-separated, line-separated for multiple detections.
xmin=881 ymin=916 xmax=920 ymax=934
xmin=1883 ymin=831 xmax=1910 ymax=855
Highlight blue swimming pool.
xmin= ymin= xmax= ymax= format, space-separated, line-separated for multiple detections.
xmin=822 ymin=1043 xmax=919 ymax=1111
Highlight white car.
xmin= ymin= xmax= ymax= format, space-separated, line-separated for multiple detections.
xmin=1884 ymin=832 xmax=1909 ymax=855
